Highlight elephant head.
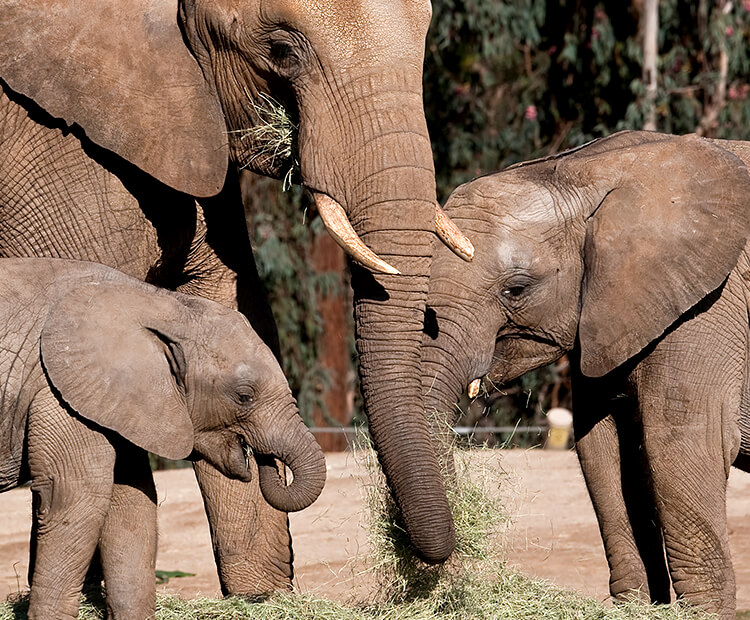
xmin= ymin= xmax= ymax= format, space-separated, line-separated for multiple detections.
xmin=40 ymin=280 xmax=326 ymax=513
xmin=423 ymin=131 xmax=750 ymax=421
xmin=0 ymin=0 xmax=470 ymax=561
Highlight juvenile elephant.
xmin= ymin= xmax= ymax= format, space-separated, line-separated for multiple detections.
xmin=0 ymin=0 xmax=468 ymax=580
xmin=422 ymin=131 xmax=750 ymax=618
xmin=0 ymin=258 xmax=326 ymax=620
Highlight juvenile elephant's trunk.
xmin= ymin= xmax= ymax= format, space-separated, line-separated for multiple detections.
xmin=422 ymin=260 xmax=489 ymax=445
xmin=250 ymin=402 xmax=326 ymax=513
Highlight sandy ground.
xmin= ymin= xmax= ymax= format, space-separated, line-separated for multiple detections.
xmin=2 ymin=449 xmax=750 ymax=610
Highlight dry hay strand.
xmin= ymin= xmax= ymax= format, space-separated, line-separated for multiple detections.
xmin=230 ymin=92 xmax=299 ymax=189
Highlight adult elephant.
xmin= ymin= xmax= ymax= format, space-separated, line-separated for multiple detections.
xmin=422 ymin=131 xmax=750 ymax=618
xmin=0 ymin=0 xmax=468 ymax=594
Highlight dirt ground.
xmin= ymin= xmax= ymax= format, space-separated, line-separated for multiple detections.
xmin=2 ymin=449 xmax=750 ymax=611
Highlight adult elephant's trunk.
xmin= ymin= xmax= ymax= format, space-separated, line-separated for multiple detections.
xmin=251 ymin=402 xmax=327 ymax=513
xmin=298 ymin=61 xmax=456 ymax=563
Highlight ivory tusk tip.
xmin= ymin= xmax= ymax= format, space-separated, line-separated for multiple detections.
xmin=460 ymin=242 xmax=475 ymax=262
xmin=435 ymin=202 xmax=475 ymax=263
xmin=376 ymin=262 xmax=401 ymax=276
xmin=313 ymin=192 xmax=402 ymax=275
xmin=468 ymin=378 xmax=481 ymax=399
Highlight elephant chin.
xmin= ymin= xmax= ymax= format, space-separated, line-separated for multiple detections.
xmin=193 ymin=431 xmax=254 ymax=483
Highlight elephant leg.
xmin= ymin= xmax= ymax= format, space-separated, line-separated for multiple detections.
xmin=26 ymin=394 xmax=116 ymax=620
xmin=633 ymin=315 xmax=742 ymax=619
xmin=99 ymin=443 xmax=157 ymax=620
xmin=179 ymin=185 xmax=290 ymax=594
xmin=193 ymin=459 xmax=292 ymax=595
xmin=572 ymin=356 xmax=670 ymax=604
xmin=640 ymin=420 xmax=734 ymax=617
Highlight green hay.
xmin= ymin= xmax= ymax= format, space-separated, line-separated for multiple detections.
xmin=230 ymin=92 xmax=299 ymax=189
xmin=1 ymin=440 xmax=713 ymax=619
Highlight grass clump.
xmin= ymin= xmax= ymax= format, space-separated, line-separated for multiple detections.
xmin=231 ymin=92 xmax=299 ymax=189
xmin=360 ymin=440 xmax=510 ymax=604
xmin=0 ymin=582 xmax=712 ymax=620
xmin=355 ymin=436 xmax=711 ymax=619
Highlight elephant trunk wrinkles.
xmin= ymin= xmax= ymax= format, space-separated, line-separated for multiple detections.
xmin=251 ymin=401 xmax=326 ymax=514
xmin=422 ymin=304 xmax=476 ymax=427
xmin=422 ymin=279 xmax=486 ymax=475
xmin=297 ymin=65 xmax=456 ymax=563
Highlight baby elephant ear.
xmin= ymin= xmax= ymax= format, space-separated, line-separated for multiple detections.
xmin=40 ymin=282 xmax=195 ymax=461
xmin=579 ymin=136 xmax=750 ymax=377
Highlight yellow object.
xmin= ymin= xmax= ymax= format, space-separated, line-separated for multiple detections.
xmin=545 ymin=408 xmax=573 ymax=450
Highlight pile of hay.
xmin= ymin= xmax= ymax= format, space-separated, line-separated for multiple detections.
xmin=1 ymin=444 xmax=710 ymax=619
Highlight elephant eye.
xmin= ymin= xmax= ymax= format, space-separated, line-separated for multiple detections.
xmin=501 ymin=276 xmax=533 ymax=301
xmin=502 ymin=284 xmax=526 ymax=299
xmin=270 ymin=40 xmax=294 ymax=62
xmin=237 ymin=391 xmax=254 ymax=405
xmin=266 ymin=32 xmax=305 ymax=78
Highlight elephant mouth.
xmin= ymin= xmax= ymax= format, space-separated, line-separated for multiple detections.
xmin=238 ymin=434 xmax=253 ymax=472
xmin=232 ymin=91 xmax=300 ymax=185
xmin=489 ymin=331 xmax=562 ymax=385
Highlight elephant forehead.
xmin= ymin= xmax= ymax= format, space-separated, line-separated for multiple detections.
xmin=273 ymin=0 xmax=430 ymax=56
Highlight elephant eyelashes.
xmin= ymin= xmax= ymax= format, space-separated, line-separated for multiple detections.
xmin=270 ymin=41 xmax=294 ymax=62
xmin=500 ymin=274 xmax=535 ymax=302
xmin=502 ymin=285 xmax=526 ymax=299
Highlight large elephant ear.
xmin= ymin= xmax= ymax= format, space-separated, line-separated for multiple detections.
xmin=40 ymin=282 xmax=195 ymax=460
xmin=0 ymin=0 xmax=228 ymax=197
xmin=575 ymin=135 xmax=750 ymax=377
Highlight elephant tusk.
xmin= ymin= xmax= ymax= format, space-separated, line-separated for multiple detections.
xmin=468 ymin=378 xmax=481 ymax=399
xmin=435 ymin=202 xmax=475 ymax=262
xmin=314 ymin=193 xmax=401 ymax=275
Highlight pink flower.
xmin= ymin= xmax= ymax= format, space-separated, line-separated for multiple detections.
xmin=525 ymin=105 xmax=538 ymax=121
xmin=744 ymin=0 xmax=750 ymax=11
xmin=729 ymin=83 xmax=750 ymax=100
xmin=726 ymin=25 xmax=735 ymax=36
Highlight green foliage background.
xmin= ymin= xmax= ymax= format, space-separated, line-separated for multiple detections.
xmin=244 ymin=0 xmax=750 ymax=441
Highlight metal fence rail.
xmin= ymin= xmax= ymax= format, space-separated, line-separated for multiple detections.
xmin=308 ymin=426 xmax=547 ymax=435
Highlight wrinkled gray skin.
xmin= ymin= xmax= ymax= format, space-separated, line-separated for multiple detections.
xmin=0 ymin=0 xmax=456 ymax=589
xmin=0 ymin=258 xmax=326 ymax=620
xmin=423 ymin=131 xmax=750 ymax=619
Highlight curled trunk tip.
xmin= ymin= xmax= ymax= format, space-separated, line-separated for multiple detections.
xmin=255 ymin=448 xmax=326 ymax=513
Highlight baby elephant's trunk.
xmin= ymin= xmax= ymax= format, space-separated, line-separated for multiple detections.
xmin=251 ymin=405 xmax=326 ymax=513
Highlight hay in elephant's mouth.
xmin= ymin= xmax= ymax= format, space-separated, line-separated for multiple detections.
xmin=231 ymin=92 xmax=299 ymax=189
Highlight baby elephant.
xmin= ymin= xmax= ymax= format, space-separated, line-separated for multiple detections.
xmin=423 ymin=131 xmax=750 ymax=619
xmin=0 ymin=258 xmax=326 ymax=620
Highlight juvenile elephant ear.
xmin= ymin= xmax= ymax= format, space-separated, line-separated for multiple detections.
xmin=575 ymin=135 xmax=750 ymax=377
xmin=0 ymin=0 xmax=228 ymax=197
xmin=40 ymin=282 xmax=195 ymax=461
